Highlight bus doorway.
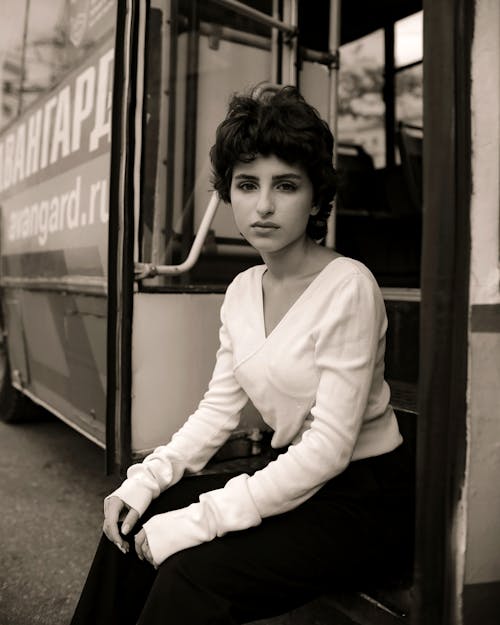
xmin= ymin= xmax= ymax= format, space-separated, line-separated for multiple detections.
xmin=115 ymin=0 xmax=423 ymax=466
xmin=110 ymin=1 xmax=426 ymax=624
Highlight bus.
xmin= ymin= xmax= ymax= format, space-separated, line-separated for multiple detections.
xmin=0 ymin=1 xmax=498 ymax=624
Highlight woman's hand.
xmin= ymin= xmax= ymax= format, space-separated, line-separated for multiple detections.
xmin=103 ymin=495 xmax=139 ymax=554
xmin=134 ymin=529 xmax=156 ymax=567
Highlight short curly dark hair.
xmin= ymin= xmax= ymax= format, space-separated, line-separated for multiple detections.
xmin=209 ymin=86 xmax=337 ymax=241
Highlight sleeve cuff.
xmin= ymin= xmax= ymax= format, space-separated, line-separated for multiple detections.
xmin=107 ymin=479 xmax=155 ymax=517
xmin=143 ymin=473 xmax=262 ymax=566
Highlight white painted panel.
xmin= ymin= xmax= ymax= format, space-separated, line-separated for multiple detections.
xmin=130 ymin=292 xmax=263 ymax=454
xmin=131 ymin=292 xmax=221 ymax=452
xmin=470 ymin=0 xmax=500 ymax=304
xmin=465 ymin=332 xmax=500 ymax=583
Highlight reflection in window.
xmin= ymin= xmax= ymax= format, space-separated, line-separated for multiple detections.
xmin=22 ymin=0 xmax=115 ymax=113
xmin=21 ymin=0 xmax=68 ymax=112
xmin=396 ymin=63 xmax=423 ymax=127
xmin=0 ymin=0 xmax=28 ymax=130
xmin=338 ymin=29 xmax=385 ymax=169
xmin=0 ymin=0 xmax=117 ymax=125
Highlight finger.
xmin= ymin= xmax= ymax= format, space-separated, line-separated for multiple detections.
xmin=142 ymin=539 xmax=156 ymax=568
xmin=103 ymin=521 xmax=129 ymax=554
xmin=103 ymin=519 xmax=128 ymax=553
xmin=134 ymin=530 xmax=155 ymax=567
xmin=121 ymin=508 xmax=139 ymax=536
xmin=103 ymin=497 xmax=128 ymax=551
xmin=104 ymin=496 xmax=122 ymax=525
xmin=134 ymin=530 xmax=146 ymax=560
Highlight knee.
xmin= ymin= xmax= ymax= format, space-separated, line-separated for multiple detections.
xmin=156 ymin=548 xmax=204 ymax=590
xmin=156 ymin=543 xmax=230 ymax=597
xmin=140 ymin=546 xmax=236 ymax=623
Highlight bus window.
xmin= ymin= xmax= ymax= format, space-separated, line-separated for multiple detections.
xmin=21 ymin=0 xmax=70 ymax=112
xmin=21 ymin=0 xmax=115 ymax=113
xmin=333 ymin=10 xmax=422 ymax=288
xmin=337 ymin=29 xmax=385 ymax=169
xmin=395 ymin=12 xmax=423 ymax=216
xmin=396 ymin=63 xmax=423 ymax=128
xmin=395 ymin=11 xmax=423 ymax=128
xmin=395 ymin=11 xmax=423 ymax=67
xmin=0 ymin=0 xmax=117 ymax=130
xmin=140 ymin=0 xmax=282 ymax=290
xmin=0 ymin=0 xmax=28 ymax=130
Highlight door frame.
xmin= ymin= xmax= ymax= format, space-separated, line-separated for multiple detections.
xmin=416 ymin=1 xmax=473 ymax=622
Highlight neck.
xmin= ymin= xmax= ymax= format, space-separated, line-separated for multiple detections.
xmin=260 ymin=236 xmax=317 ymax=281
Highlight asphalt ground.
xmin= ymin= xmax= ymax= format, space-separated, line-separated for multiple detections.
xmin=0 ymin=411 xmax=345 ymax=625
xmin=0 ymin=411 xmax=119 ymax=625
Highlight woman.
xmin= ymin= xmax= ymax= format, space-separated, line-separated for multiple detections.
xmin=71 ymin=86 xmax=414 ymax=625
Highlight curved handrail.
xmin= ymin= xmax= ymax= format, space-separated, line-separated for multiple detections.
xmin=134 ymin=192 xmax=221 ymax=280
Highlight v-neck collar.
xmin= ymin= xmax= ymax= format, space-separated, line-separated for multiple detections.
xmin=258 ymin=257 xmax=343 ymax=339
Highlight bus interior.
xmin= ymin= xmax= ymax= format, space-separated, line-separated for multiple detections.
xmin=139 ymin=0 xmax=423 ymax=290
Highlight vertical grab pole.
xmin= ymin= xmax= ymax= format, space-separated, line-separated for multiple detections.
xmin=326 ymin=0 xmax=341 ymax=249
xmin=281 ymin=0 xmax=298 ymax=86
xmin=271 ymin=0 xmax=279 ymax=84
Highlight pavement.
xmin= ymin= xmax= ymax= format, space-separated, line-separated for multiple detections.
xmin=0 ymin=411 xmax=119 ymax=625
xmin=0 ymin=411 xmax=346 ymax=625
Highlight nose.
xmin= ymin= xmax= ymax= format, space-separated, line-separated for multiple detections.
xmin=256 ymin=188 xmax=274 ymax=216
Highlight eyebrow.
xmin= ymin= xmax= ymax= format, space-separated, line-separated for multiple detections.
xmin=233 ymin=173 xmax=303 ymax=181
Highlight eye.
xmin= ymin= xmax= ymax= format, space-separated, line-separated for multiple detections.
xmin=237 ymin=181 xmax=258 ymax=192
xmin=276 ymin=181 xmax=297 ymax=192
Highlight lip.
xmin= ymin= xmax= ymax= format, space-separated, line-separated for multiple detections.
xmin=251 ymin=221 xmax=280 ymax=229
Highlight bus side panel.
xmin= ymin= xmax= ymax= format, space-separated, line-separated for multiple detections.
xmin=130 ymin=292 xmax=264 ymax=456
xmin=3 ymin=288 xmax=107 ymax=443
xmin=0 ymin=34 xmax=116 ymax=441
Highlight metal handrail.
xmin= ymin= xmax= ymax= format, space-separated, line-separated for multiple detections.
xmin=210 ymin=0 xmax=298 ymax=36
xmin=134 ymin=192 xmax=221 ymax=279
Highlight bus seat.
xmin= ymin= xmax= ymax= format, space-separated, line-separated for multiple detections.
xmin=382 ymin=165 xmax=415 ymax=217
xmin=337 ymin=143 xmax=379 ymax=213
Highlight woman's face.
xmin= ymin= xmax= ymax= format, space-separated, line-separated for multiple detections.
xmin=230 ymin=154 xmax=316 ymax=256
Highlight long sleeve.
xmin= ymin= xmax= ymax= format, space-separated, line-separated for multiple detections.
xmin=109 ymin=293 xmax=249 ymax=517
xmin=142 ymin=273 xmax=397 ymax=566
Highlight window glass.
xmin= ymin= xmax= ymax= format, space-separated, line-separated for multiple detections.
xmin=0 ymin=0 xmax=28 ymax=130
xmin=21 ymin=0 xmax=116 ymax=113
xmin=395 ymin=11 xmax=423 ymax=68
xmin=335 ymin=20 xmax=422 ymax=289
xmin=0 ymin=1 xmax=116 ymax=130
xmin=337 ymin=29 xmax=385 ymax=169
xmin=21 ymin=0 xmax=67 ymax=112
xmin=142 ymin=0 xmax=275 ymax=288
xmin=396 ymin=63 xmax=423 ymax=127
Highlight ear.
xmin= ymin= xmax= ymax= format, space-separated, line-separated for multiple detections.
xmin=310 ymin=205 xmax=320 ymax=216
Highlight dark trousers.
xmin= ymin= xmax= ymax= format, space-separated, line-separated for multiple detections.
xmin=70 ymin=443 xmax=414 ymax=625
